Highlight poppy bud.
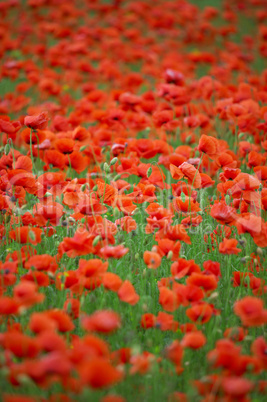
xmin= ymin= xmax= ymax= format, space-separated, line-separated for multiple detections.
xmin=147 ymin=167 xmax=152 ymax=178
xmin=93 ymin=235 xmax=101 ymax=247
xmin=80 ymin=295 xmax=85 ymax=307
xmin=4 ymin=143 xmax=10 ymax=155
xmin=238 ymin=132 xmax=245 ymax=139
xmin=238 ymin=238 xmax=247 ymax=246
xmin=259 ymin=183 xmax=262 ymax=192
xmin=110 ymin=157 xmax=118 ymax=166
xmin=135 ymin=253 xmax=139 ymax=260
xmin=44 ymin=192 xmax=52 ymax=198
xmin=256 ymin=247 xmax=263 ymax=256
xmin=103 ymin=162 xmax=110 ymax=173
xmin=92 ymin=185 xmax=97 ymax=192
xmin=131 ymin=344 xmax=142 ymax=356
xmin=225 ymin=194 xmax=230 ymax=205
xmin=244 ymin=276 xmax=250 ymax=286
xmin=185 ymin=135 xmax=192 ymax=144
xmin=113 ymin=206 xmax=120 ymax=220
xmin=17 ymin=374 xmax=33 ymax=386
xmin=65 ymin=301 xmax=72 ymax=315
xmin=167 ymin=250 xmax=173 ymax=260
xmin=180 ymin=192 xmax=186 ymax=203
xmin=28 ymin=231 xmax=36 ymax=242
xmin=208 ymin=292 xmax=218 ymax=300
xmin=80 ymin=145 xmax=87 ymax=152
xmin=81 ymin=183 xmax=88 ymax=192
xmin=142 ymin=303 xmax=148 ymax=312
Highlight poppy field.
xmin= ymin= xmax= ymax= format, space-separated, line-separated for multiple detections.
xmin=0 ymin=0 xmax=267 ymax=401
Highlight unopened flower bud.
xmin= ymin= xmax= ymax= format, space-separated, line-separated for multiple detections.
xmin=79 ymin=145 xmax=87 ymax=152
xmin=4 ymin=143 xmax=10 ymax=155
xmin=113 ymin=206 xmax=120 ymax=220
xmin=147 ymin=167 xmax=152 ymax=178
xmin=93 ymin=235 xmax=101 ymax=247
xmin=238 ymin=238 xmax=247 ymax=247
xmin=209 ymin=292 xmax=218 ymax=300
xmin=110 ymin=157 xmax=118 ymax=166
xmin=103 ymin=162 xmax=110 ymax=173
xmin=256 ymin=247 xmax=263 ymax=256
xmin=167 ymin=250 xmax=173 ymax=260
xmin=185 ymin=135 xmax=192 ymax=144
xmin=142 ymin=304 xmax=148 ymax=312
xmin=225 ymin=194 xmax=230 ymax=205
xmin=180 ymin=192 xmax=186 ymax=203
xmin=28 ymin=231 xmax=36 ymax=241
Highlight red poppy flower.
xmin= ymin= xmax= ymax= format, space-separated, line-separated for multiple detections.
xmin=198 ymin=135 xmax=219 ymax=157
xmin=251 ymin=336 xmax=267 ymax=369
xmin=143 ymin=251 xmax=162 ymax=269
xmin=159 ymin=287 xmax=179 ymax=312
xmin=14 ymin=281 xmax=44 ymax=308
xmin=24 ymin=254 xmax=58 ymax=273
xmin=164 ymin=340 xmax=184 ymax=372
xmin=186 ymin=273 xmax=218 ymax=292
xmin=24 ymin=112 xmax=48 ymax=130
xmin=102 ymin=273 xmax=123 ymax=292
xmin=222 ymin=377 xmax=253 ymax=398
xmin=181 ymin=331 xmax=206 ymax=349
xmin=100 ymin=245 xmax=129 ymax=259
xmin=210 ymin=201 xmax=237 ymax=224
xmin=219 ymin=238 xmax=241 ymax=255
xmin=186 ymin=303 xmax=213 ymax=324
xmin=79 ymin=357 xmax=123 ymax=388
xmin=118 ymin=280 xmax=139 ymax=305
xmin=82 ymin=310 xmax=121 ymax=334
xmin=9 ymin=227 xmax=42 ymax=245
xmin=224 ymin=327 xmax=247 ymax=342
xmin=234 ymin=296 xmax=267 ymax=327
xmin=156 ymin=312 xmax=179 ymax=331
xmin=141 ymin=313 xmax=156 ymax=329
